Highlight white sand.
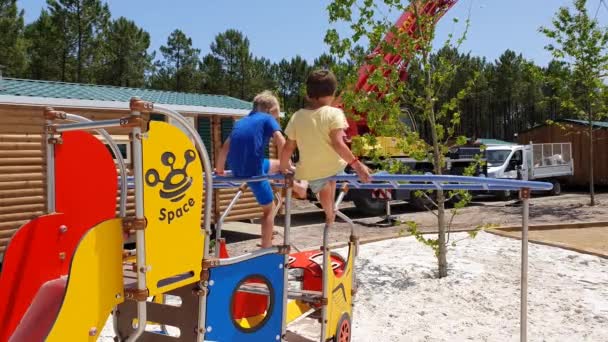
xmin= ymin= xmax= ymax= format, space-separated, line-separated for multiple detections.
xmin=101 ymin=232 xmax=608 ymax=341
xmin=290 ymin=232 xmax=608 ymax=341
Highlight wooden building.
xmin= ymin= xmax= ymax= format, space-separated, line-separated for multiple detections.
xmin=518 ymin=119 xmax=608 ymax=186
xmin=0 ymin=77 xmax=271 ymax=255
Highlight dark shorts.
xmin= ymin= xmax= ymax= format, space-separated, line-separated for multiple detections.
xmin=247 ymin=159 xmax=274 ymax=206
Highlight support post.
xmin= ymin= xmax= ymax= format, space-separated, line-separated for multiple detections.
xmin=320 ymin=223 xmax=329 ymax=342
xmin=125 ymin=110 xmax=148 ymax=342
xmin=520 ymin=187 xmax=530 ymax=342
xmin=214 ymin=184 xmax=246 ymax=257
xmin=281 ymin=174 xmax=293 ymax=340
xmin=45 ymin=121 xmax=56 ymax=213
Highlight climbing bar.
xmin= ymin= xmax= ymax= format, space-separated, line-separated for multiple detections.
xmin=122 ymin=173 xmax=553 ymax=191
xmin=50 ymin=119 xmax=124 ymax=133
xmin=211 ymin=173 xmax=553 ymax=191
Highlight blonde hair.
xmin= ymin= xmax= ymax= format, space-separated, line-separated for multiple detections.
xmin=252 ymin=90 xmax=280 ymax=113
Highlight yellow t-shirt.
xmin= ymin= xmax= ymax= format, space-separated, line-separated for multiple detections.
xmin=284 ymin=106 xmax=348 ymax=180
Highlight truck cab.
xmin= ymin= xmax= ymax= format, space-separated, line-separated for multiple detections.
xmin=486 ymin=145 xmax=526 ymax=180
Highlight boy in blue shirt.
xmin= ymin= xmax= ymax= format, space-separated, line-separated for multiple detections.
xmin=216 ymin=91 xmax=305 ymax=248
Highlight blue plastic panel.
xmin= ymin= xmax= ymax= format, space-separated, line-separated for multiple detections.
xmin=205 ymin=253 xmax=284 ymax=342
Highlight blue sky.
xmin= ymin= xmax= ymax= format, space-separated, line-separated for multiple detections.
xmin=21 ymin=0 xmax=608 ymax=67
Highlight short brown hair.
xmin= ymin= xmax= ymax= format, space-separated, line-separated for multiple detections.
xmin=306 ymin=69 xmax=337 ymax=99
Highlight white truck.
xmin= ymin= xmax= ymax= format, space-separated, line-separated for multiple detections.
xmin=485 ymin=143 xmax=574 ymax=199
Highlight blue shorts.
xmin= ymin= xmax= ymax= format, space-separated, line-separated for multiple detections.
xmin=247 ymin=159 xmax=274 ymax=206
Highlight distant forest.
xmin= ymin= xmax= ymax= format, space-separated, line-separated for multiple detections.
xmin=1 ymin=0 xmax=606 ymax=140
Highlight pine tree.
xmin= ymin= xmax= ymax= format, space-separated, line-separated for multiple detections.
xmin=24 ymin=10 xmax=63 ymax=80
xmin=153 ymin=29 xmax=200 ymax=92
xmin=209 ymin=29 xmax=253 ymax=99
xmin=47 ymin=0 xmax=110 ymax=83
xmin=0 ymin=0 xmax=27 ymax=77
xmin=99 ymin=17 xmax=153 ymax=87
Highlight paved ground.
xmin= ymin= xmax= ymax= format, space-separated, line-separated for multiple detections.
xmin=224 ymin=192 xmax=608 ymax=256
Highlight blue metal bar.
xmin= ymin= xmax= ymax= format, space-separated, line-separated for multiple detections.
xmin=122 ymin=173 xmax=553 ymax=191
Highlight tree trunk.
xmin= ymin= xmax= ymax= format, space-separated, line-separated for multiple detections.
xmin=429 ymin=105 xmax=448 ymax=278
xmin=589 ymin=110 xmax=595 ymax=206
xmin=436 ymin=189 xmax=447 ymax=277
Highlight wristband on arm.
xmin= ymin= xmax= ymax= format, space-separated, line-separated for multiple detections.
xmin=347 ymin=157 xmax=359 ymax=166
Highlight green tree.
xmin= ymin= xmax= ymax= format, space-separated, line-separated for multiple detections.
xmin=541 ymin=0 xmax=608 ymax=206
xmin=326 ymin=0 xmax=474 ymax=277
xmin=47 ymin=0 xmax=110 ymax=83
xmin=542 ymin=60 xmax=573 ymax=121
xmin=248 ymin=57 xmax=277 ymax=96
xmin=276 ymin=56 xmax=309 ymax=113
xmin=199 ymin=53 xmax=227 ymax=95
xmin=98 ymin=17 xmax=153 ymax=87
xmin=0 ymin=0 xmax=27 ymax=77
xmin=25 ymin=10 xmax=63 ymax=80
xmin=153 ymin=29 xmax=200 ymax=92
xmin=209 ymin=29 xmax=253 ymax=99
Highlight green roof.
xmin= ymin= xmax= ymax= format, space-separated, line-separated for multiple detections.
xmin=0 ymin=78 xmax=252 ymax=111
xmin=560 ymin=119 xmax=608 ymax=129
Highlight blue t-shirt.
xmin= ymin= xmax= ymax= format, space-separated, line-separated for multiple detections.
xmin=227 ymin=111 xmax=281 ymax=177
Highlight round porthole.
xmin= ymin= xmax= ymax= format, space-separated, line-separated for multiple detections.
xmin=230 ymin=275 xmax=274 ymax=332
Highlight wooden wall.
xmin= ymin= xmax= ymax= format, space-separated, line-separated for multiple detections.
xmin=518 ymin=124 xmax=608 ymax=186
xmin=0 ymin=104 xmax=265 ymax=254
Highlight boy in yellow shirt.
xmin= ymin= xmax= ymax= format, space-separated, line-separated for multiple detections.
xmin=280 ymin=69 xmax=371 ymax=224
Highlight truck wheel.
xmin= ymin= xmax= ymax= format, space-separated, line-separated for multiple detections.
xmin=549 ymin=180 xmax=562 ymax=196
xmin=353 ymin=197 xmax=386 ymax=216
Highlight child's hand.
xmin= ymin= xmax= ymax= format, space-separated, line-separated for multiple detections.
xmin=215 ymin=168 xmax=225 ymax=176
xmin=279 ymin=161 xmax=292 ymax=174
xmin=352 ymin=160 xmax=372 ymax=183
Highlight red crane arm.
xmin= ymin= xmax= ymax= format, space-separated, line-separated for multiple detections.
xmin=340 ymin=0 xmax=458 ymax=138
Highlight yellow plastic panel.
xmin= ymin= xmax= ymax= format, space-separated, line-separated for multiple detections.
xmin=46 ymin=219 xmax=124 ymax=342
xmin=324 ymin=243 xmax=355 ymax=339
xmin=286 ymin=300 xmax=312 ymax=324
xmin=143 ymin=121 xmax=204 ymax=295
xmin=235 ymin=313 xmax=267 ymax=329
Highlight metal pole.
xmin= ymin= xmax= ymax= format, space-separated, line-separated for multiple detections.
xmin=281 ymin=174 xmax=293 ymax=340
xmin=45 ymin=120 xmax=56 ymax=213
xmin=283 ymin=175 xmax=293 ymax=246
xmin=126 ymin=113 xmax=147 ymax=342
xmin=53 ymin=119 xmax=124 ymax=132
xmin=320 ymin=222 xmax=329 ymax=342
xmin=215 ymin=187 xmax=244 ymax=257
xmin=520 ymin=187 xmax=530 ymax=342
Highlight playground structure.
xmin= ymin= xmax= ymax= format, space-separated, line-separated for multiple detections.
xmin=0 ymin=97 xmax=552 ymax=342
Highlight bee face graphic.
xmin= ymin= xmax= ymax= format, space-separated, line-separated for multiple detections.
xmin=145 ymin=150 xmax=196 ymax=202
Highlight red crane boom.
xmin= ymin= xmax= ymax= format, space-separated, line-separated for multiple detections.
xmin=342 ymin=0 xmax=458 ymax=139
